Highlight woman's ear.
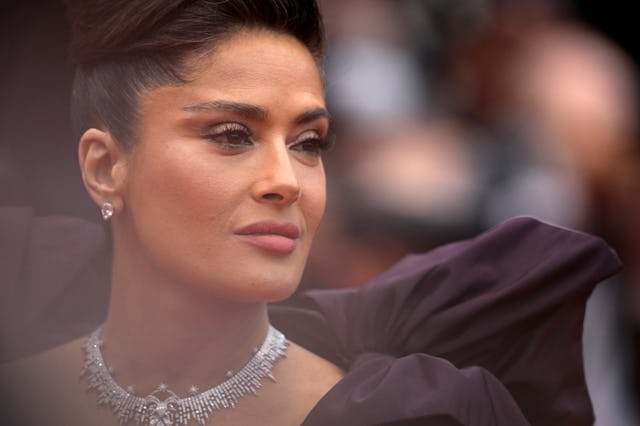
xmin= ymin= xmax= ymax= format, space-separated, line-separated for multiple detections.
xmin=78 ymin=128 xmax=128 ymax=216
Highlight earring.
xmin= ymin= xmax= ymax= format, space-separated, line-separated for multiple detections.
xmin=101 ymin=202 xmax=114 ymax=221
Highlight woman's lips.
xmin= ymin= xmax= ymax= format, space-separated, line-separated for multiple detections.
xmin=234 ymin=221 xmax=300 ymax=255
xmin=238 ymin=234 xmax=297 ymax=254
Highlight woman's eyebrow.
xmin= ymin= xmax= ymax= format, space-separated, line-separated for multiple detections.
xmin=295 ymin=108 xmax=331 ymax=125
xmin=181 ymin=100 xmax=268 ymax=120
xmin=181 ymin=100 xmax=330 ymax=125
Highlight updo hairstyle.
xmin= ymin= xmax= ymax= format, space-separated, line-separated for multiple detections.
xmin=65 ymin=0 xmax=325 ymax=147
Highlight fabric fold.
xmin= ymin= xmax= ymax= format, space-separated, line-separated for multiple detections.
xmin=271 ymin=217 xmax=621 ymax=425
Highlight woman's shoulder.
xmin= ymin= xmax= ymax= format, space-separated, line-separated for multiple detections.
xmin=264 ymin=340 xmax=344 ymax=426
xmin=0 ymin=337 xmax=91 ymax=423
xmin=1 ymin=336 xmax=85 ymax=389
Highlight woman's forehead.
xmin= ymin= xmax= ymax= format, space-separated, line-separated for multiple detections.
xmin=184 ymin=29 xmax=323 ymax=83
xmin=136 ymin=31 xmax=327 ymax=129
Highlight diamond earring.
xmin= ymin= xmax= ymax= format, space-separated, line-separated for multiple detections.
xmin=101 ymin=202 xmax=114 ymax=221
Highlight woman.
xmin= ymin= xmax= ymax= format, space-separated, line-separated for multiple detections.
xmin=0 ymin=0 xmax=621 ymax=425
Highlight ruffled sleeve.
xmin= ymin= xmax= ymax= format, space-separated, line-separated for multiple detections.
xmin=269 ymin=217 xmax=622 ymax=425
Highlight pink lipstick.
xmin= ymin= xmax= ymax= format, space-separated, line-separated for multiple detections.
xmin=235 ymin=221 xmax=300 ymax=254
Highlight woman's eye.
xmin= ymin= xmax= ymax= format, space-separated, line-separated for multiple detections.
xmin=290 ymin=131 xmax=335 ymax=156
xmin=204 ymin=123 xmax=253 ymax=149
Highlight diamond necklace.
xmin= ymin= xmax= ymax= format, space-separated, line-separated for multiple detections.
xmin=83 ymin=324 xmax=288 ymax=426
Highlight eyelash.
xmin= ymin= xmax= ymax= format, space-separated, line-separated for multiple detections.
xmin=204 ymin=122 xmax=254 ymax=149
xmin=289 ymin=131 xmax=335 ymax=157
xmin=203 ymin=122 xmax=334 ymax=156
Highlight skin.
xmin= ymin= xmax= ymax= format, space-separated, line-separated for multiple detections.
xmin=102 ymin=28 xmax=329 ymax=304
xmin=1 ymin=29 xmax=343 ymax=425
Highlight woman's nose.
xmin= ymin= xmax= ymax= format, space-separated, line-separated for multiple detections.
xmin=251 ymin=144 xmax=301 ymax=206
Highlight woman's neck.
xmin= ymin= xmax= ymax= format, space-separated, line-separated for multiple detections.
xmin=99 ymin=259 xmax=271 ymax=396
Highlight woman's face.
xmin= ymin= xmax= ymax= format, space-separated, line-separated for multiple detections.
xmin=117 ymin=30 xmax=328 ymax=302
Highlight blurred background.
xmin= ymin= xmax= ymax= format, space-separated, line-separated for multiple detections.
xmin=1 ymin=0 xmax=638 ymax=424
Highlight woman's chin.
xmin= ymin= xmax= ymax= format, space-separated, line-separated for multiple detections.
xmin=235 ymin=279 xmax=300 ymax=304
xmin=186 ymin=275 xmax=301 ymax=305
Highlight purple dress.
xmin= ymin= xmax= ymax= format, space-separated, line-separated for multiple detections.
xmin=0 ymin=208 xmax=621 ymax=425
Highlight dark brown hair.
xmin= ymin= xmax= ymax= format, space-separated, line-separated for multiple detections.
xmin=66 ymin=0 xmax=325 ymax=147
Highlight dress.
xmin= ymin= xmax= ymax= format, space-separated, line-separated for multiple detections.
xmin=0 ymin=207 xmax=622 ymax=425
